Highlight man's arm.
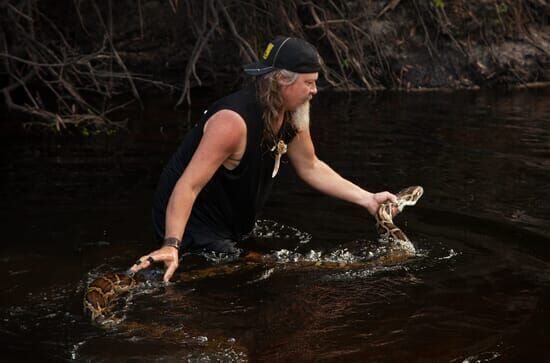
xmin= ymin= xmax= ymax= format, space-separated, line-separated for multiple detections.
xmin=130 ymin=110 xmax=247 ymax=281
xmin=164 ymin=110 xmax=246 ymax=241
xmin=287 ymin=128 xmax=396 ymax=216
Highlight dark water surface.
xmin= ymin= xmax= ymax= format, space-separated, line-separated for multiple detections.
xmin=1 ymin=88 xmax=549 ymax=362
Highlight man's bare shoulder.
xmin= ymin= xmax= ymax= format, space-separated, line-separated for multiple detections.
xmin=204 ymin=109 xmax=246 ymax=135
xmin=202 ymin=109 xmax=247 ymax=154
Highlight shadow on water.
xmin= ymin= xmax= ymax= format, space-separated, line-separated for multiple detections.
xmin=1 ymin=87 xmax=550 ymax=361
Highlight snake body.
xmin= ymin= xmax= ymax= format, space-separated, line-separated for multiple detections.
xmin=83 ymin=272 xmax=137 ymax=323
xmin=374 ymin=185 xmax=424 ymax=255
xmin=84 ymin=186 xmax=423 ymax=324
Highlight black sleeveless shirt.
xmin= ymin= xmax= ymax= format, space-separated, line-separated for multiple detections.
xmin=152 ymin=86 xmax=296 ymax=245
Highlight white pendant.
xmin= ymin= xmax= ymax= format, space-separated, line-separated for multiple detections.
xmin=271 ymin=140 xmax=287 ymax=178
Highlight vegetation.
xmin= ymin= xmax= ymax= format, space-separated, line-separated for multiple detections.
xmin=1 ymin=0 xmax=548 ymax=130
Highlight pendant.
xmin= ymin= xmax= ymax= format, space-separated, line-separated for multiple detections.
xmin=271 ymin=140 xmax=287 ymax=178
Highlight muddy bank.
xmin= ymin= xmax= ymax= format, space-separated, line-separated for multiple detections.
xmin=1 ymin=0 xmax=548 ymax=128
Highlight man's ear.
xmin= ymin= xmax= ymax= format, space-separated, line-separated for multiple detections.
xmin=275 ymin=72 xmax=286 ymax=87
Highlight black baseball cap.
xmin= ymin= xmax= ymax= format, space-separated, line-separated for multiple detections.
xmin=243 ymin=36 xmax=321 ymax=76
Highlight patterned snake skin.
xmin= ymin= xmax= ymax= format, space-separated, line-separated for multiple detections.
xmin=374 ymin=185 xmax=424 ymax=254
xmin=84 ymin=186 xmax=424 ymax=322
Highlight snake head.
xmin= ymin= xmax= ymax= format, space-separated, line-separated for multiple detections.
xmin=395 ymin=186 xmax=424 ymax=211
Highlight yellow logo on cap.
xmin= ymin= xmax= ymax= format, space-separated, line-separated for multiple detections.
xmin=262 ymin=43 xmax=274 ymax=60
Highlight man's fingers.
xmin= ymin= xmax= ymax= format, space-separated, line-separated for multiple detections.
xmin=129 ymin=247 xmax=179 ymax=279
xmin=163 ymin=249 xmax=180 ymax=282
xmin=378 ymin=191 xmax=397 ymax=204
xmin=130 ymin=255 xmax=145 ymax=272
xmin=163 ymin=263 xmax=178 ymax=282
xmin=130 ymin=254 xmax=156 ymax=272
xmin=381 ymin=191 xmax=397 ymax=204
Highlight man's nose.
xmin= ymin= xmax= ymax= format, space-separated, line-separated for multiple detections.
xmin=310 ymin=83 xmax=317 ymax=95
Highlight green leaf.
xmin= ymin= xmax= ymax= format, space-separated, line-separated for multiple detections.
xmin=433 ymin=0 xmax=445 ymax=9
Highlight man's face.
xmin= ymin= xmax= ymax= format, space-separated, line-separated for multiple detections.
xmin=280 ymin=72 xmax=318 ymax=111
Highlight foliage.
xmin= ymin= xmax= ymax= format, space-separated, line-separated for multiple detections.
xmin=1 ymin=0 xmax=548 ymax=130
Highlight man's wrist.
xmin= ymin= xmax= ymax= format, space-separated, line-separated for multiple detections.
xmin=358 ymin=190 xmax=373 ymax=208
xmin=162 ymin=236 xmax=181 ymax=250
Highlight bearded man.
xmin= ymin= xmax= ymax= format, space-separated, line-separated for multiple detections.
xmin=130 ymin=37 xmax=397 ymax=281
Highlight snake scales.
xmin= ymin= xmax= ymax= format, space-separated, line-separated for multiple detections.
xmin=83 ymin=185 xmax=423 ymax=332
xmin=375 ymin=185 xmax=424 ymax=254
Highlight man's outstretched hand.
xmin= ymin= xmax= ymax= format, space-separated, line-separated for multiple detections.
xmin=364 ymin=191 xmax=398 ymax=216
xmin=130 ymin=246 xmax=179 ymax=282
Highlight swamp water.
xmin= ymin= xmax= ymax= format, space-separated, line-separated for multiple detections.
xmin=1 ymin=88 xmax=549 ymax=362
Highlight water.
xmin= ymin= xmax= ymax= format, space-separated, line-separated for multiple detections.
xmin=1 ymin=88 xmax=549 ymax=362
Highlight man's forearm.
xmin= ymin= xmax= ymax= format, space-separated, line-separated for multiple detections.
xmin=297 ymin=158 xmax=372 ymax=207
xmin=164 ymin=182 xmax=198 ymax=241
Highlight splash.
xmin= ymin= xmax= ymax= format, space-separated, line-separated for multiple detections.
xmin=437 ymin=248 xmax=459 ymax=260
xmin=247 ymin=268 xmax=275 ymax=284
xmin=269 ymin=244 xmax=398 ymax=265
xmin=252 ymin=219 xmax=312 ymax=244
xmin=377 ymin=235 xmax=417 ymax=256
xmin=462 ymin=351 xmax=501 ymax=362
xmin=201 ymin=250 xmax=242 ymax=264
xmin=323 ymin=264 xmax=407 ymax=281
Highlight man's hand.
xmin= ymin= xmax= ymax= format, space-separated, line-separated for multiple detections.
xmin=364 ymin=191 xmax=398 ymax=216
xmin=130 ymin=246 xmax=179 ymax=282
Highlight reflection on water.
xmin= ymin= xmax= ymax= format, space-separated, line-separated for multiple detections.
xmin=1 ymin=87 xmax=550 ymax=361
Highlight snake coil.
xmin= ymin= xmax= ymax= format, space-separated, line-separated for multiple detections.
xmin=374 ymin=185 xmax=424 ymax=255
xmin=83 ymin=273 xmax=137 ymax=323
xmin=84 ymin=185 xmax=424 ymax=321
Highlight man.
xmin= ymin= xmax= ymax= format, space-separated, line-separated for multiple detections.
xmin=130 ymin=36 xmax=397 ymax=282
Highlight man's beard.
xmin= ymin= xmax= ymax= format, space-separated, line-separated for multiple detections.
xmin=291 ymin=100 xmax=310 ymax=131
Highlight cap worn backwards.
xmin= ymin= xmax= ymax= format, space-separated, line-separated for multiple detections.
xmin=243 ymin=36 xmax=321 ymax=76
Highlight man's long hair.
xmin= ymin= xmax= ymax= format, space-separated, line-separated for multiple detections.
xmin=255 ymin=69 xmax=299 ymax=149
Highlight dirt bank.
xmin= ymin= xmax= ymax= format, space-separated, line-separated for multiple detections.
xmin=1 ymin=0 xmax=548 ymax=128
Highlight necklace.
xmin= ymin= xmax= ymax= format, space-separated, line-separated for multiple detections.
xmin=271 ymin=139 xmax=287 ymax=178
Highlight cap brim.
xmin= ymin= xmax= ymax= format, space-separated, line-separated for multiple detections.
xmin=243 ymin=62 xmax=275 ymax=76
